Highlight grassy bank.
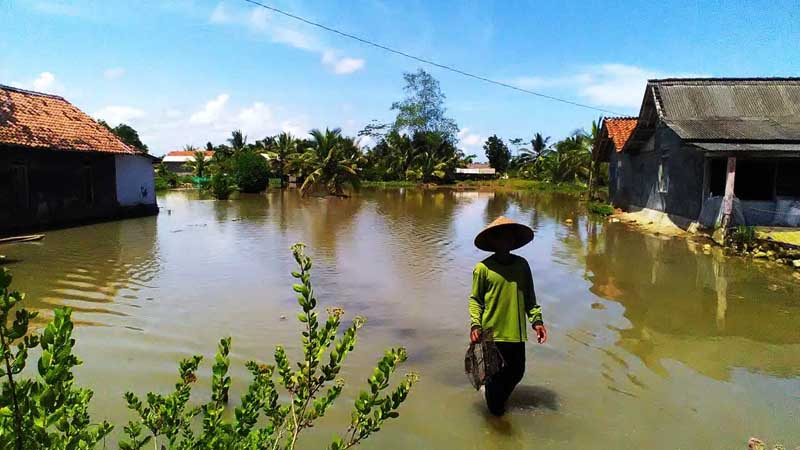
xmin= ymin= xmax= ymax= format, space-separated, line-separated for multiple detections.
xmin=362 ymin=180 xmax=419 ymax=188
xmin=455 ymin=178 xmax=592 ymax=196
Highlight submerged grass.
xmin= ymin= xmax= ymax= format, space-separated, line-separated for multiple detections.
xmin=588 ymin=202 xmax=615 ymax=216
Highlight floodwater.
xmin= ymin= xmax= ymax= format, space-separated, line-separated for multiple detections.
xmin=2 ymin=188 xmax=799 ymax=449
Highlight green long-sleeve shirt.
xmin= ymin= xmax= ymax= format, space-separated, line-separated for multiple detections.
xmin=468 ymin=254 xmax=543 ymax=343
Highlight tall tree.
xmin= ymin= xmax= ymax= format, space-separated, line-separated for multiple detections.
xmin=99 ymin=120 xmax=149 ymax=153
xmin=183 ymin=150 xmax=209 ymax=178
xmin=294 ymin=128 xmax=363 ymax=197
xmin=266 ymin=132 xmax=299 ymax=187
xmin=483 ymin=135 xmax=511 ymax=173
xmin=228 ymin=129 xmax=247 ymax=152
xmin=390 ymin=69 xmax=459 ymax=142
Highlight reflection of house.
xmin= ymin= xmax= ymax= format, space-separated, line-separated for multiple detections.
xmin=0 ymin=84 xmax=157 ymax=235
xmin=162 ymin=150 xmax=213 ymax=174
xmin=455 ymin=163 xmax=496 ymax=179
xmin=585 ymin=225 xmax=800 ymax=380
xmin=595 ymin=78 xmax=800 ymax=228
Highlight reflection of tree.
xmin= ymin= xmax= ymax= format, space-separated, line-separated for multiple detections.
xmin=585 ymin=226 xmax=800 ymax=380
xmin=484 ymin=192 xmax=511 ymax=222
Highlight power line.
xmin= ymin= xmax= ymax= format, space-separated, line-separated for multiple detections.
xmin=242 ymin=0 xmax=623 ymax=116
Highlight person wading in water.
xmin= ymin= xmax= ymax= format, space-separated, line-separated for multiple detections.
xmin=469 ymin=216 xmax=547 ymax=416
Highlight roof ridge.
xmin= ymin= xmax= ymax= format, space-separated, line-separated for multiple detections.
xmin=0 ymin=83 xmax=66 ymax=100
xmin=604 ymin=116 xmax=638 ymax=121
xmin=649 ymin=77 xmax=800 ymax=84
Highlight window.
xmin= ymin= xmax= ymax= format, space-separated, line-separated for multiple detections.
xmin=734 ymin=160 xmax=775 ymax=201
xmin=776 ymin=160 xmax=800 ymax=197
xmin=11 ymin=163 xmax=29 ymax=210
xmin=616 ymin=160 xmax=623 ymax=191
xmin=657 ymin=157 xmax=669 ymax=193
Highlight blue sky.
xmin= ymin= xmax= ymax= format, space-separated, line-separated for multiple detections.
xmin=1 ymin=0 xmax=798 ymax=156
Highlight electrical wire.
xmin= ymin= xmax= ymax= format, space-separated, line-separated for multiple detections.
xmin=242 ymin=0 xmax=624 ymax=116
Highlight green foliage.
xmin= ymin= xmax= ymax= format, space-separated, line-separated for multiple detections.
xmin=183 ymin=150 xmax=210 ymax=179
xmin=208 ymin=171 xmax=235 ymax=200
xmin=265 ymin=132 xmax=300 ymax=187
xmin=483 ymin=135 xmax=511 ymax=174
xmin=232 ymin=150 xmax=270 ymax=193
xmin=0 ymin=268 xmax=112 ymax=450
xmin=390 ymin=69 xmax=459 ymax=143
xmin=99 ymin=120 xmax=149 ymax=153
xmin=293 ymin=128 xmax=364 ymax=197
xmin=587 ymin=202 xmax=614 ymax=216
xmin=731 ymin=225 xmax=757 ymax=248
xmin=155 ymin=162 xmax=180 ymax=190
xmin=121 ymin=243 xmax=416 ymax=449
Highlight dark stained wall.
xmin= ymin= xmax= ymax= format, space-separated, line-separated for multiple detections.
xmin=611 ymin=124 xmax=706 ymax=220
xmin=0 ymin=146 xmax=119 ymax=233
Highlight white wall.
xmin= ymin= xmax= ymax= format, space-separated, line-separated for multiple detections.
xmin=115 ymin=155 xmax=156 ymax=206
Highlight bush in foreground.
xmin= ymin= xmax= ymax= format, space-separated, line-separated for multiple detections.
xmin=0 ymin=244 xmax=416 ymax=449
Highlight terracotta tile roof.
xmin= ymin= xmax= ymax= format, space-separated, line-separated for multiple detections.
xmin=604 ymin=117 xmax=638 ymax=152
xmin=165 ymin=150 xmax=214 ymax=157
xmin=0 ymin=84 xmax=137 ymax=154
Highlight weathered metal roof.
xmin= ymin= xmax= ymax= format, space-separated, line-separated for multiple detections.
xmin=651 ymin=78 xmax=800 ymax=143
xmin=690 ymin=142 xmax=800 ymax=152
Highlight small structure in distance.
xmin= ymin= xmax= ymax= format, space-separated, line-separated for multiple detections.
xmin=456 ymin=163 xmax=497 ymax=180
xmin=161 ymin=150 xmax=214 ymax=175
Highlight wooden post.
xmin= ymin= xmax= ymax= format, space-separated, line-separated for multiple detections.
xmin=720 ymin=157 xmax=737 ymax=228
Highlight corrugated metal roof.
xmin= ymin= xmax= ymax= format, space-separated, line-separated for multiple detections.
xmin=691 ymin=142 xmax=800 ymax=152
xmin=651 ymin=78 xmax=800 ymax=143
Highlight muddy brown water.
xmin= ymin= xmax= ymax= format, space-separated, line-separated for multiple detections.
xmin=2 ymin=188 xmax=799 ymax=449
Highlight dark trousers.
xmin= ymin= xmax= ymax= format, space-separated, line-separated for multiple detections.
xmin=484 ymin=342 xmax=525 ymax=416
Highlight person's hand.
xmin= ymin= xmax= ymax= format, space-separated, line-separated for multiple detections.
xmin=470 ymin=327 xmax=482 ymax=344
xmin=533 ymin=324 xmax=548 ymax=344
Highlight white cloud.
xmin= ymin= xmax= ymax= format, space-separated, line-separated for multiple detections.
xmin=135 ymin=94 xmax=310 ymax=154
xmin=11 ymin=71 xmax=65 ymax=94
xmin=208 ymin=3 xmax=363 ymax=74
xmin=510 ymin=64 xmax=708 ymax=109
xmin=322 ymin=51 xmax=365 ymax=75
xmin=209 ymin=3 xmax=232 ymax=24
xmin=189 ymin=93 xmax=230 ymax=124
xmin=458 ymin=128 xmax=484 ymax=151
xmin=103 ymin=67 xmax=125 ymax=80
xmin=93 ymin=105 xmax=145 ymax=126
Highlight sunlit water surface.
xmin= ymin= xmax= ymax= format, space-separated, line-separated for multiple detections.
xmin=3 ymin=189 xmax=799 ymax=449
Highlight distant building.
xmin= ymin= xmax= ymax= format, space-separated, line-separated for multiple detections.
xmin=595 ymin=78 xmax=800 ymax=229
xmin=0 ymin=84 xmax=157 ymax=235
xmin=456 ymin=163 xmax=497 ymax=179
xmin=161 ymin=150 xmax=214 ymax=175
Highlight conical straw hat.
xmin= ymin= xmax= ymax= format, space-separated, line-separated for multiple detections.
xmin=474 ymin=216 xmax=534 ymax=252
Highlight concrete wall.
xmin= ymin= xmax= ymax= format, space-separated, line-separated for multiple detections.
xmin=115 ymin=154 xmax=156 ymax=207
xmin=611 ymin=125 xmax=705 ymax=221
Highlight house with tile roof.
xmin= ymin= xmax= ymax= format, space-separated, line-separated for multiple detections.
xmin=594 ymin=78 xmax=800 ymax=229
xmin=162 ymin=150 xmax=214 ymax=174
xmin=0 ymin=84 xmax=157 ymax=234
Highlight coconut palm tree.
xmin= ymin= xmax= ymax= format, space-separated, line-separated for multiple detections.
xmin=266 ymin=132 xmax=299 ymax=187
xmin=228 ymin=129 xmax=247 ymax=153
xmin=538 ymin=131 xmax=592 ymax=183
xmin=515 ymin=133 xmax=551 ymax=178
xmin=294 ymin=128 xmax=363 ymax=196
xmin=183 ymin=149 xmax=209 ymax=179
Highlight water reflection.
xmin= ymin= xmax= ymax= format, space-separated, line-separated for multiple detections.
xmin=1 ymin=216 xmax=159 ymax=325
xmin=3 ymin=188 xmax=799 ymax=449
xmin=586 ymin=225 xmax=800 ymax=380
